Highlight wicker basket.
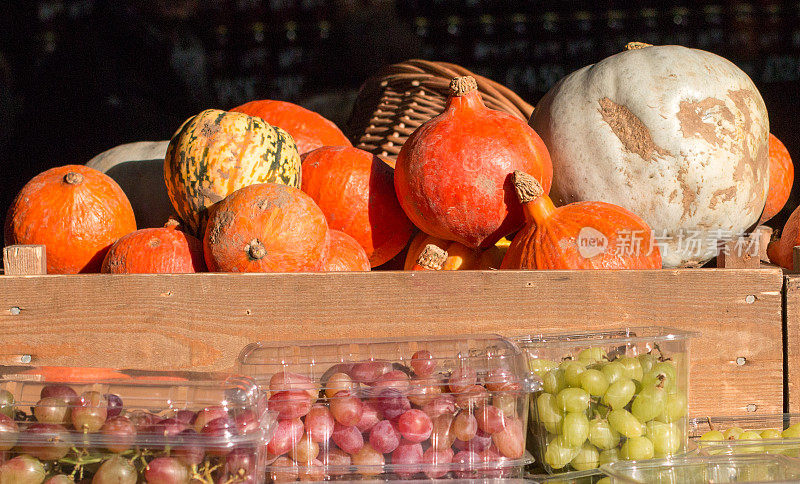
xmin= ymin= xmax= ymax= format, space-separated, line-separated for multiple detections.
xmin=345 ymin=59 xmax=534 ymax=162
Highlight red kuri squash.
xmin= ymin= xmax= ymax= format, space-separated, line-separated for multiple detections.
xmin=231 ymin=100 xmax=351 ymax=155
xmin=501 ymin=171 xmax=662 ymax=270
xmin=394 ymin=76 xmax=552 ymax=249
xmin=404 ymin=232 xmax=508 ymax=270
xmin=301 ymin=146 xmax=414 ymax=267
xmin=767 ymin=205 xmax=800 ymax=269
xmin=760 ymin=133 xmax=795 ymax=224
xmin=324 ymin=230 xmax=371 ymax=271
xmin=101 ymin=219 xmax=206 ymax=273
xmin=203 ymin=183 xmax=328 ymax=272
xmin=4 ymin=165 xmax=136 ymax=273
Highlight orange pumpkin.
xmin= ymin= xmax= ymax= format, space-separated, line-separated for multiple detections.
xmin=231 ymin=100 xmax=351 ymax=155
xmin=394 ymin=76 xmax=552 ymax=249
xmin=411 ymin=244 xmax=448 ymax=271
xmin=404 ymin=233 xmax=509 ymax=270
xmin=301 ymin=146 xmax=414 ymax=267
xmin=203 ymin=183 xmax=328 ymax=272
xmin=767 ymin=204 xmax=800 ymax=269
xmin=760 ymin=133 xmax=795 ymax=224
xmin=4 ymin=165 xmax=136 ymax=273
xmin=101 ymin=219 xmax=206 ymax=273
xmin=324 ymin=230 xmax=371 ymax=271
xmin=501 ymin=171 xmax=662 ymax=270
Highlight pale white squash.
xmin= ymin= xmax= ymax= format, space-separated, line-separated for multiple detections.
xmin=531 ymin=44 xmax=769 ymax=268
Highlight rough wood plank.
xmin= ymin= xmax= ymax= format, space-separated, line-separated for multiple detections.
xmin=718 ymin=235 xmax=761 ymax=269
xmin=756 ymin=226 xmax=773 ymax=262
xmin=785 ymin=275 xmax=800 ymax=413
xmin=0 ymin=270 xmax=784 ymax=417
xmin=3 ymin=246 xmax=46 ymax=276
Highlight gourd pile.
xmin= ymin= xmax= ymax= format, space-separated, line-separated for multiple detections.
xmin=4 ymin=43 xmax=797 ymax=273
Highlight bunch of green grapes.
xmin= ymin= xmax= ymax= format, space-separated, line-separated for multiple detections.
xmin=698 ymin=422 xmax=800 ymax=456
xmin=528 ymin=346 xmax=688 ymax=472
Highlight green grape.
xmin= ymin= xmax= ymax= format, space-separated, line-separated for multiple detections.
xmin=608 ymin=409 xmax=644 ymax=438
xmin=641 ymin=362 xmax=677 ymax=393
xmin=657 ymin=390 xmax=687 ymax=423
xmin=529 ymin=358 xmax=559 ymax=377
xmin=618 ymin=356 xmax=643 ymax=381
xmin=760 ymin=429 xmax=783 ymax=439
xmin=537 ymin=393 xmax=563 ymax=434
xmin=544 ymin=435 xmax=580 ymax=470
xmin=580 ymin=369 xmax=609 ymax=397
xmin=601 ymin=361 xmax=626 ymax=385
xmin=631 ymin=383 xmax=667 ymax=422
xmin=602 ymin=378 xmax=636 ymax=409
xmin=570 ymin=442 xmax=600 ymax=471
xmin=638 ymin=353 xmax=658 ymax=374
xmin=620 ymin=436 xmax=655 ymax=460
xmin=578 ymin=347 xmax=607 ymax=363
xmin=699 ymin=430 xmax=724 ymax=441
xmin=737 ymin=430 xmax=765 ymax=454
xmin=0 ymin=390 xmax=13 ymax=419
xmin=562 ymin=361 xmax=588 ymax=388
xmin=562 ymin=412 xmax=590 ymax=447
xmin=597 ymin=478 xmax=612 ymax=484
xmin=543 ymin=369 xmax=567 ymax=395
xmin=783 ymin=423 xmax=800 ymax=438
xmin=556 ymin=388 xmax=591 ymax=413
xmin=588 ymin=418 xmax=620 ymax=450
xmin=723 ymin=427 xmax=745 ymax=440
xmin=646 ymin=420 xmax=682 ymax=457
xmin=599 ymin=448 xmax=620 ymax=465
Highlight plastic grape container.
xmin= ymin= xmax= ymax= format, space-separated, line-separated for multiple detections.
xmin=599 ymin=454 xmax=800 ymax=483
xmin=0 ymin=366 xmax=275 ymax=484
xmin=690 ymin=414 xmax=800 ymax=457
xmin=529 ymin=468 xmax=609 ymax=483
xmin=516 ymin=328 xmax=695 ymax=474
xmin=237 ymin=334 xmax=534 ymax=481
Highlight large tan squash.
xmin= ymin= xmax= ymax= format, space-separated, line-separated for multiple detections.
xmin=531 ymin=44 xmax=770 ymax=268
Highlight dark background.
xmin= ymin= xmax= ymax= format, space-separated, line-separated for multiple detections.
xmin=2 ymin=0 xmax=800 ymax=229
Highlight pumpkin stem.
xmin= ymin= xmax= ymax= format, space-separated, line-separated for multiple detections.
xmin=245 ymin=239 xmax=267 ymax=261
xmin=512 ymin=171 xmax=543 ymax=204
xmin=63 ymin=172 xmax=84 ymax=185
xmin=450 ymin=76 xmax=478 ymax=96
xmin=164 ymin=217 xmax=182 ymax=230
xmin=625 ymin=41 xmax=652 ymax=51
xmin=416 ymin=244 xmax=448 ymax=270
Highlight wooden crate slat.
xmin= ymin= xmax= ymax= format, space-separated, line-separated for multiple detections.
xmin=785 ymin=275 xmax=800 ymax=413
xmin=0 ymin=269 xmax=784 ymax=417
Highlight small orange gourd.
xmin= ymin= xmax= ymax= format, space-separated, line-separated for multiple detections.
xmin=760 ymin=133 xmax=794 ymax=224
xmin=501 ymin=171 xmax=662 ymax=270
xmin=410 ymin=244 xmax=448 ymax=271
xmin=404 ymin=233 xmax=508 ymax=270
xmin=101 ymin=219 xmax=206 ymax=273
xmin=324 ymin=230 xmax=371 ymax=272
xmin=767 ymin=205 xmax=800 ymax=269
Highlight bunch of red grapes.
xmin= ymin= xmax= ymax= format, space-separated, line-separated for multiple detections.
xmin=0 ymin=383 xmax=265 ymax=484
xmin=264 ymin=350 xmax=528 ymax=481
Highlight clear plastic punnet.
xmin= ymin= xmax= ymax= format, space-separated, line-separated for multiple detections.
xmin=237 ymin=334 xmax=534 ymax=481
xmin=529 ymin=468 xmax=608 ymax=483
xmin=599 ymin=454 xmax=800 ymax=483
xmin=0 ymin=366 xmax=275 ymax=484
xmin=690 ymin=414 xmax=800 ymax=457
xmin=515 ymin=328 xmax=695 ymax=474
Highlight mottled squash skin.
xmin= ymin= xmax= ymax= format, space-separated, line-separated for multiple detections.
xmin=164 ymin=109 xmax=301 ymax=237
xmin=101 ymin=221 xmax=206 ymax=274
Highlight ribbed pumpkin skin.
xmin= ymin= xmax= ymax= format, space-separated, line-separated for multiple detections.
xmin=231 ymin=100 xmax=351 ymax=155
xmin=164 ymin=109 xmax=301 ymax=237
xmin=403 ymin=232 xmax=508 ymax=270
xmin=760 ymin=133 xmax=795 ymax=224
xmin=203 ymin=183 xmax=328 ymax=272
xmin=501 ymin=200 xmax=662 ymax=270
xmin=767 ymin=205 xmax=800 ymax=269
xmin=101 ymin=223 xmax=206 ymax=273
xmin=324 ymin=230 xmax=371 ymax=271
xmin=4 ymin=165 xmax=136 ymax=273
xmin=301 ymin=146 xmax=414 ymax=267
xmin=394 ymin=78 xmax=552 ymax=249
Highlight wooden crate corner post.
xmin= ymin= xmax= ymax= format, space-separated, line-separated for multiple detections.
xmin=3 ymin=245 xmax=46 ymax=276
xmin=717 ymin=227 xmax=770 ymax=268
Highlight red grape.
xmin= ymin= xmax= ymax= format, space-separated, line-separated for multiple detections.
xmin=491 ymin=416 xmax=524 ymax=459
xmin=448 ymin=367 xmax=477 ymax=393
xmin=350 ymin=444 xmax=384 ymax=476
xmin=372 ymin=388 xmax=410 ymax=420
xmin=452 ymin=412 xmax=478 ymax=442
xmin=480 ymin=446 xmax=512 ymax=478
xmin=101 ymin=416 xmax=136 ymax=453
xmin=329 ymin=391 xmax=363 ymax=426
xmin=422 ymin=447 xmax=454 ymax=479
xmin=421 ymin=395 xmax=456 ymax=419
xmin=72 ymin=391 xmax=108 ymax=433
xmin=44 ymin=475 xmax=74 ymax=484
xmin=355 ymin=402 xmax=381 ymax=433
xmin=454 ymin=429 xmax=492 ymax=452
xmin=269 ymin=391 xmax=312 ymax=420
xmin=411 ymin=350 xmax=436 ymax=377
xmin=372 ymin=370 xmax=410 ymax=395
xmin=289 ymin=434 xmax=319 ymax=463
xmin=40 ymin=385 xmax=77 ymax=404
xmin=492 ymin=395 xmax=517 ymax=418
xmin=173 ymin=429 xmax=204 ymax=467
xmin=368 ymin=420 xmax=400 ymax=454
xmin=92 ymin=456 xmax=137 ymax=484
xmin=233 ymin=409 xmax=259 ymax=434
xmin=202 ymin=417 xmax=236 ymax=457
xmin=453 ymin=450 xmax=481 ymax=479
xmin=454 ymin=385 xmax=490 ymax=409
xmin=475 ymin=405 xmax=506 ymax=434
xmin=0 ymin=455 xmax=45 ymax=484
xmin=145 ymin=418 xmax=189 ymax=437
xmin=269 ymin=371 xmax=317 ymax=399
xmin=174 ymin=410 xmax=196 ymax=426
xmin=33 ymin=397 xmax=70 ymax=426
xmin=268 ymin=456 xmax=298 ymax=483
xmin=20 ymin=423 xmax=70 ymax=461
xmin=331 ymin=423 xmax=363 ymax=454
xmin=391 ymin=441 xmax=423 ymax=478
xmin=407 ymin=377 xmax=443 ymax=407
xmin=485 ymin=367 xmax=521 ymax=392
xmin=0 ymin=415 xmax=17 ymax=451
xmin=128 ymin=411 xmax=162 ymax=431
xmin=351 ymin=361 xmax=392 ymax=385
xmin=396 ymin=409 xmax=432 ymax=443
xmin=144 ymin=457 xmax=190 ymax=484
xmin=297 ymin=459 xmax=325 ymax=482
xmin=225 ymin=448 xmax=256 ymax=482
xmin=104 ymin=394 xmax=123 ymax=419
xmin=323 ymin=373 xmax=355 ymax=398
xmin=430 ymin=414 xmax=456 ymax=451
xmin=304 ymin=405 xmax=335 ymax=443
xmin=266 ymin=418 xmax=304 ymax=456
xmin=318 ymin=448 xmax=350 ymax=476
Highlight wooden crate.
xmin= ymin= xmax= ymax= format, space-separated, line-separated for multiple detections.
xmin=0 ymin=244 xmax=785 ymax=418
